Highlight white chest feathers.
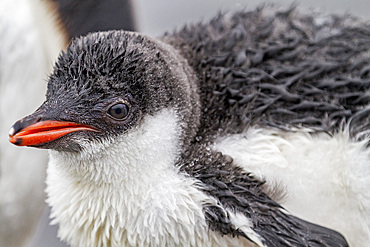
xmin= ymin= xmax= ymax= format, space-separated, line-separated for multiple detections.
xmin=45 ymin=109 xmax=250 ymax=247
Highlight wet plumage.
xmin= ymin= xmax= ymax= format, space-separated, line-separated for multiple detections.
xmin=9 ymin=6 xmax=369 ymax=247
xmin=166 ymin=7 xmax=369 ymax=139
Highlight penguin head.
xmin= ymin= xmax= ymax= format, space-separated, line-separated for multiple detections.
xmin=9 ymin=31 xmax=200 ymax=153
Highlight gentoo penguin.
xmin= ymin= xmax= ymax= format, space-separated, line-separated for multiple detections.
xmin=0 ymin=0 xmax=135 ymax=246
xmin=9 ymin=7 xmax=369 ymax=247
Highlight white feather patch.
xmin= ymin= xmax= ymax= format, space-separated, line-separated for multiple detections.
xmin=227 ymin=210 xmax=266 ymax=247
xmin=214 ymin=127 xmax=370 ymax=247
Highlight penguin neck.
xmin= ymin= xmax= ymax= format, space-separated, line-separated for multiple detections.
xmin=44 ymin=108 xmax=206 ymax=246
xmin=151 ymin=36 xmax=202 ymax=150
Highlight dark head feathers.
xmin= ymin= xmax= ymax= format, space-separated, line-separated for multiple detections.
xmin=44 ymin=31 xmax=200 ymax=147
xmin=49 ymin=32 xmax=158 ymax=111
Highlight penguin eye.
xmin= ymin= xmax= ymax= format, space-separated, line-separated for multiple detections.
xmin=107 ymin=103 xmax=129 ymax=120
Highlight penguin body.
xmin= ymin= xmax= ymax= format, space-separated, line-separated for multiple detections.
xmin=9 ymin=7 xmax=369 ymax=247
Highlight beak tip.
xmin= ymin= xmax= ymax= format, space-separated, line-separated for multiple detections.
xmin=9 ymin=126 xmax=15 ymax=137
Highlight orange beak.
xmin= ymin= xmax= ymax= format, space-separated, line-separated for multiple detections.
xmin=9 ymin=120 xmax=98 ymax=146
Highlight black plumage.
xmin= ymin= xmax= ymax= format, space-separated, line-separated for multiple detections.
xmin=170 ymin=8 xmax=369 ymax=140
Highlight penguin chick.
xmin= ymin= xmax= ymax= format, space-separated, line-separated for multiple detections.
xmin=9 ymin=7 xmax=370 ymax=247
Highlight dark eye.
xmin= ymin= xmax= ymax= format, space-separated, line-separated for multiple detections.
xmin=107 ymin=103 xmax=129 ymax=120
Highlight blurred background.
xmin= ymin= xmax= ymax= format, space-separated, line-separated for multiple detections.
xmin=135 ymin=0 xmax=369 ymax=36
xmin=0 ymin=0 xmax=368 ymax=246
